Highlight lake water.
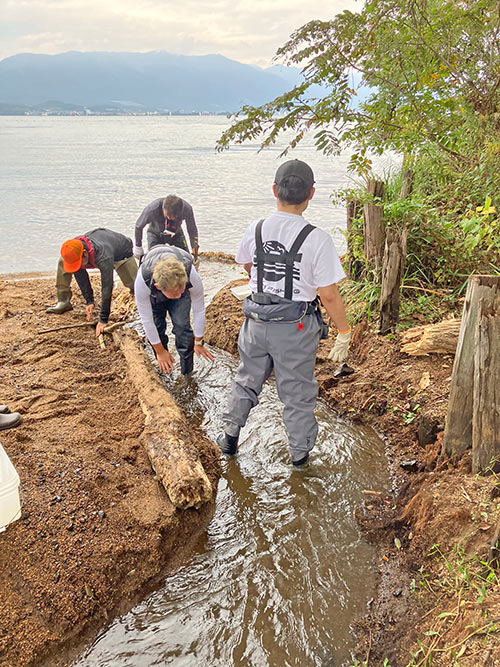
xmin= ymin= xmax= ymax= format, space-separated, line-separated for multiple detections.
xmin=0 ymin=116 xmax=394 ymax=274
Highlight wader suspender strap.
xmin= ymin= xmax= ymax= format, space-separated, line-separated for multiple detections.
xmin=255 ymin=219 xmax=316 ymax=299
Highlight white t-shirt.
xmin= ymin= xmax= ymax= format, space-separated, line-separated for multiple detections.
xmin=236 ymin=212 xmax=346 ymax=302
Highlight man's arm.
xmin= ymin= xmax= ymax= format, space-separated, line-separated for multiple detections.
xmin=98 ymin=260 xmax=115 ymax=324
xmin=73 ymin=268 xmax=94 ymax=306
xmin=183 ymin=203 xmax=199 ymax=256
xmin=189 ymin=266 xmax=214 ymax=362
xmin=317 ymin=283 xmax=352 ymax=364
xmin=134 ymin=205 xmax=153 ymax=256
xmin=317 ymin=284 xmax=349 ymax=332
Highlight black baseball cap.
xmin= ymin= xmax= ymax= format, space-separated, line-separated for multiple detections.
xmin=274 ymin=159 xmax=315 ymax=189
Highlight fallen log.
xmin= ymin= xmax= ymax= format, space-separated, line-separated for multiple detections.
xmin=400 ymin=319 xmax=461 ymax=356
xmin=113 ymin=328 xmax=217 ymax=509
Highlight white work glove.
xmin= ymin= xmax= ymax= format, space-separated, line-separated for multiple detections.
xmin=328 ymin=330 xmax=352 ymax=364
xmin=133 ymin=245 xmax=144 ymax=258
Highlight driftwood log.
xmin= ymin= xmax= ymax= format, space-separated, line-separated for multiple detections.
xmin=401 ymin=319 xmax=461 ymax=356
xmin=113 ymin=328 xmax=216 ymax=509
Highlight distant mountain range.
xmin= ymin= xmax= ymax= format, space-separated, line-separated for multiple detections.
xmin=0 ymin=51 xmax=328 ymax=114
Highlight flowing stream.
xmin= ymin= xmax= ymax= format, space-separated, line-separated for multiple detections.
xmin=75 ymin=261 xmax=391 ymax=667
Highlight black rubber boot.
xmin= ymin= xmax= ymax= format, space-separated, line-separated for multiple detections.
xmin=0 ymin=412 xmax=21 ymax=431
xmin=292 ymin=453 xmax=309 ymax=467
xmin=46 ymin=301 xmax=73 ymax=314
xmin=216 ymin=433 xmax=238 ymax=456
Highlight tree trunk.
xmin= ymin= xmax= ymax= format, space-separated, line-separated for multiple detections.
xmin=363 ymin=179 xmax=385 ymax=273
xmin=346 ymin=199 xmax=363 ymax=280
xmin=444 ymin=275 xmax=500 ymax=459
xmin=113 ymin=328 xmax=218 ymax=509
xmin=472 ymin=307 xmax=500 ymax=472
xmin=400 ymin=319 xmax=461 ymax=356
xmin=379 ymin=227 xmax=408 ymax=333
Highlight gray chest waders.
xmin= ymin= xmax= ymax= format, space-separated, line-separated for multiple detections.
xmin=222 ymin=219 xmax=327 ymax=462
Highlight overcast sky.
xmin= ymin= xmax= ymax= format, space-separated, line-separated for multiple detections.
xmin=1 ymin=0 xmax=360 ymax=67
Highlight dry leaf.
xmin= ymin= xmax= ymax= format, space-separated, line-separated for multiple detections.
xmin=419 ymin=371 xmax=430 ymax=390
xmin=478 ymin=522 xmax=492 ymax=531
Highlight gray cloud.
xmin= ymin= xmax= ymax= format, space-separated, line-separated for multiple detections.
xmin=1 ymin=0 xmax=359 ymax=66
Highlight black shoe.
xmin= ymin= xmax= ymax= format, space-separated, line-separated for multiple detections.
xmin=216 ymin=433 xmax=238 ymax=456
xmin=292 ymin=453 xmax=309 ymax=467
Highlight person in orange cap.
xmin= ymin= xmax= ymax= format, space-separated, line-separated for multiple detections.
xmin=46 ymin=228 xmax=138 ymax=336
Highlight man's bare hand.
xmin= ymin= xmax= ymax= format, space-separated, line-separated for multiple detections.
xmin=95 ymin=322 xmax=106 ymax=337
xmin=194 ymin=343 xmax=214 ymax=362
xmin=85 ymin=304 xmax=95 ymax=321
xmin=156 ymin=349 xmax=175 ymax=373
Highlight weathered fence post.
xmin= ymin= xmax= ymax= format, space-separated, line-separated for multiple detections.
xmin=443 ymin=275 xmax=500 ymax=468
xmin=472 ymin=298 xmax=500 ymax=472
xmin=400 ymin=168 xmax=414 ymax=199
xmin=346 ymin=198 xmax=363 ymax=280
xmin=363 ymin=179 xmax=385 ymax=273
xmin=379 ymin=227 xmax=408 ymax=334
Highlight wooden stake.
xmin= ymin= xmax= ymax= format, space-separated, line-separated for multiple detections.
xmin=363 ymin=179 xmax=386 ymax=274
xmin=443 ymin=275 xmax=500 ymax=459
xmin=379 ymin=227 xmax=407 ymax=333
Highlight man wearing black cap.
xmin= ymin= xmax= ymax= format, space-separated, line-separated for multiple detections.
xmin=217 ymin=159 xmax=351 ymax=466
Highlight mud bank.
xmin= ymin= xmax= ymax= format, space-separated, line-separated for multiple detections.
xmin=205 ymin=280 xmax=500 ymax=666
xmin=0 ymin=277 xmax=220 ymax=667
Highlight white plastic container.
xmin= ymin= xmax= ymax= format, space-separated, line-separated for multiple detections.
xmin=0 ymin=443 xmax=21 ymax=532
xmin=230 ymin=284 xmax=252 ymax=300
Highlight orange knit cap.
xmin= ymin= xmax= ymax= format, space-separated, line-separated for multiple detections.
xmin=61 ymin=239 xmax=84 ymax=273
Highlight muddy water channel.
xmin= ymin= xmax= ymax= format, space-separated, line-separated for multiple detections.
xmin=75 ymin=261 xmax=391 ymax=667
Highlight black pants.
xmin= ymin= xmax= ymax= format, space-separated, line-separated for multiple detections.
xmin=147 ymin=230 xmax=189 ymax=252
xmin=151 ymin=290 xmax=194 ymax=375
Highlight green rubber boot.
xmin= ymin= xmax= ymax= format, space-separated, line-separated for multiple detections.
xmin=46 ymin=300 xmax=73 ymax=314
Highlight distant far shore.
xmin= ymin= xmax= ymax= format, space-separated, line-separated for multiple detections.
xmin=0 ymin=108 xmax=231 ymax=117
